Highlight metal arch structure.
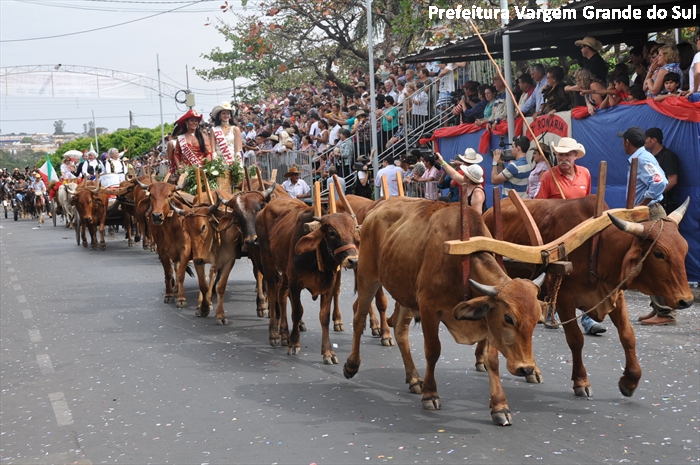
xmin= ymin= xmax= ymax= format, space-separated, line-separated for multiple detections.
xmin=0 ymin=64 xmax=180 ymax=98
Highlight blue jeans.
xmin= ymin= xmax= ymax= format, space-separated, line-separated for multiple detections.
xmin=580 ymin=313 xmax=597 ymax=333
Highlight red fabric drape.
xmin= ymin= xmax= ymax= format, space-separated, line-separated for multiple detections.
xmin=571 ymin=98 xmax=700 ymax=122
xmin=419 ymin=118 xmax=523 ymax=146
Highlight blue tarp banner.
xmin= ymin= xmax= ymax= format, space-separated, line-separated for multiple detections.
xmin=436 ymin=104 xmax=700 ymax=281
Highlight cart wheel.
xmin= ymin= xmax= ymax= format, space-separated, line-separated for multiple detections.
xmin=52 ymin=200 xmax=57 ymax=227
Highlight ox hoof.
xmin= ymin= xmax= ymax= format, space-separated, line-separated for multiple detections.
xmin=164 ymin=295 xmax=174 ymax=303
xmin=100 ymin=244 xmax=106 ymax=251
xmin=421 ymin=396 xmax=441 ymax=410
xmin=343 ymin=363 xmax=358 ymax=379
xmin=281 ymin=337 xmax=289 ymax=347
xmin=128 ymin=241 xmax=134 ymax=247
xmin=288 ymin=346 xmax=301 ymax=356
xmin=334 ymin=323 xmax=344 ymax=332
xmin=381 ymin=337 xmax=394 ymax=347
xmin=475 ymin=363 xmax=487 ymax=372
xmin=216 ymin=318 xmax=228 ymax=326
xmin=491 ymin=409 xmax=513 ymax=426
xmin=371 ymin=327 xmax=381 ymax=337
xmin=269 ymin=337 xmax=281 ymax=347
xmin=526 ymin=372 xmax=544 ymax=384
xmin=574 ymin=386 xmax=593 ymax=397
xmin=408 ymin=380 xmax=423 ymax=394
xmin=618 ymin=380 xmax=636 ymax=397
xmin=257 ymin=309 xmax=269 ymax=318
xmin=324 ymin=355 xmax=339 ymax=365
xmin=299 ymin=322 xmax=307 ymax=332
xmin=176 ymin=300 xmax=187 ymax=309
xmin=195 ymin=308 xmax=210 ymax=318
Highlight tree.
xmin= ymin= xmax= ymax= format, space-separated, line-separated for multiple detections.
xmin=53 ymin=120 xmax=66 ymax=135
xmin=20 ymin=137 xmax=35 ymax=144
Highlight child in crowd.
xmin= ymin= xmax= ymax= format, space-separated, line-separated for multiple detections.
xmin=599 ymin=73 xmax=632 ymax=109
xmin=655 ymin=72 xmax=682 ymax=101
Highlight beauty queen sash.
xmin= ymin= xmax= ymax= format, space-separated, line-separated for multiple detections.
xmin=177 ymin=135 xmax=203 ymax=167
xmin=212 ymin=126 xmax=236 ymax=164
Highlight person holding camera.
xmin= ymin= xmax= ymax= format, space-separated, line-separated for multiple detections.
xmin=490 ymin=136 xmax=534 ymax=199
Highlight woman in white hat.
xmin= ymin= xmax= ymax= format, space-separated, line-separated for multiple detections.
xmin=209 ymin=102 xmax=242 ymax=165
xmin=434 ymin=152 xmax=486 ymax=214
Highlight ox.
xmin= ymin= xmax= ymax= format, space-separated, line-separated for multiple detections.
xmin=71 ymin=182 xmax=110 ymax=250
xmin=57 ymin=182 xmax=79 ymax=229
xmin=344 ymin=197 xmax=545 ymax=426
xmin=136 ymin=179 xmax=205 ymax=308
xmin=255 ymin=197 xmax=360 ymax=364
xmin=483 ymin=195 xmax=693 ymax=398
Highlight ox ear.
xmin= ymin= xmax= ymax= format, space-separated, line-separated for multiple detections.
xmin=215 ymin=215 xmax=237 ymax=233
xmin=294 ymin=228 xmax=324 ymax=255
xmin=453 ymin=296 xmax=493 ymax=321
xmin=618 ymin=240 xmax=644 ymax=289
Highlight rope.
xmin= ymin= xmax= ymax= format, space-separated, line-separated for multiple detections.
xmin=558 ymin=219 xmax=665 ymax=326
xmin=544 ymin=274 xmax=563 ymax=327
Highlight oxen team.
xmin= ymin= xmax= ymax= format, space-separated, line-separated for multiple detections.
xmin=67 ymin=174 xmax=693 ymax=426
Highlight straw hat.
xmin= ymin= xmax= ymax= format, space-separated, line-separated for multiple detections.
xmin=34 ymin=173 xmax=41 ymax=179
xmin=267 ymin=134 xmax=279 ymax=142
xmin=550 ymin=137 xmax=586 ymax=159
xmin=574 ymin=36 xmax=603 ymax=52
xmin=211 ymin=101 xmax=234 ymax=120
xmin=284 ymin=166 xmax=302 ymax=177
xmin=456 ymin=148 xmax=483 ymax=165
xmin=355 ymin=110 xmax=367 ymax=117
xmin=464 ymin=164 xmax=484 ymax=184
xmin=175 ymin=109 xmax=202 ymax=128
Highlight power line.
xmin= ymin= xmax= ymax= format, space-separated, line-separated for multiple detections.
xmin=1 ymin=0 xmax=206 ymax=42
xmin=17 ymin=0 xmax=228 ymax=13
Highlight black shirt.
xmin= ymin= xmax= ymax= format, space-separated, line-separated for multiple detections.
xmin=585 ymin=53 xmax=609 ymax=83
xmin=654 ymin=146 xmax=679 ymax=211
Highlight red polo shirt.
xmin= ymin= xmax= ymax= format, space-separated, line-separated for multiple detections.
xmin=536 ymin=164 xmax=591 ymax=200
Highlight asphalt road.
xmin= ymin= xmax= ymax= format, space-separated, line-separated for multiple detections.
xmin=1 ymin=214 xmax=698 ymax=465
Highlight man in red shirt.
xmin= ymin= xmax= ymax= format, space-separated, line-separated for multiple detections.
xmin=535 ymin=137 xmax=605 ymax=336
xmin=536 ymin=137 xmax=591 ymax=200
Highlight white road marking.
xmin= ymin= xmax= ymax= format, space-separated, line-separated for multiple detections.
xmin=22 ymin=309 xmax=33 ymax=319
xmin=16 ymin=295 xmax=26 ymax=303
xmin=36 ymin=354 xmax=55 ymax=374
xmin=7 ymin=267 xmax=14 ymax=272
xmin=48 ymin=392 xmax=74 ymax=426
xmin=13 ymin=284 xmax=21 ymax=291
xmin=29 ymin=329 xmax=42 ymax=343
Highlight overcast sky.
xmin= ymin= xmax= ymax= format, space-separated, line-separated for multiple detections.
xmin=0 ymin=0 xmax=250 ymax=135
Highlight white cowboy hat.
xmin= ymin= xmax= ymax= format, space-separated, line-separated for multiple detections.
xmin=456 ymin=148 xmax=483 ymax=165
xmin=464 ymin=164 xmax=484 ymax=184
xmin=550 ymin=137 xmax=586 ymax=159
xmin=211 ymin=101 xmax=235 ymax=120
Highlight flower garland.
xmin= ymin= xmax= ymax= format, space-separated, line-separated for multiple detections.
xmin=183 ymin=158 xmax=243 ymax=195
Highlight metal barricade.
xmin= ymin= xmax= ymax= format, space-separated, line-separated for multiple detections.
xmin=260 ymin=150 xmax=313 ymax=187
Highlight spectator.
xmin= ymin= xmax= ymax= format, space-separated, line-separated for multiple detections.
xmin=436 ymin=61 xmax=466 ymax=114
xmin=654 ymin=72 xmax=682 ymax=101
xmin=380 ymin=95 xmax=399 ymax=147
xmin=521 ymin=64 xmax=547 ymax=115
xmin=630 ymin=46 xmax=647 ymax=88
xmin=282 ymin=165 xmax=311 ymax=199
xmin=475 ymin=85 xmax=497 ymax=126
xmin=536 ymin=66 xmax=571 ymax=116
xmin=566 ymin=69 xmax=606 ymax=115
xmin=385 ymin=80 xmax=398 ymax=101
xmin=517 ymin=74 xmax=535 ymax=116
xmin=462 ymin=85 xmax=489 ymax=123
xmin=683 ymin=31 xmax=700 ymax=102
xmin=374 ymin=157 xmax=403 ymax=197
xmin=409 ymin=155 xmax=439 ymax=200
xmin=313 ymin=120 xmax=329 ymax=155
xmin=326 ymin=166 xmax=346 ymax=200
xmin=574 ymin=36 xmax=609 ymax=82
xmin=526 ymin=147 xmax=548 ymax=199
xmin=677 ymin=42 xmax=695 ymax=92
xmin=334 ymin=129 xmax=354 ymax=176
xmin=353 ymin=155 xmax=372 ymax=199
xmin=491 ymin=135 xmax=534 ymax=199
xmin=644 ymin=45 xmax=682 ymax=97
xmin=600 ymin=73 xmax=632 ymax=108
xmin=352 ymin=110 xmax=372 ymax=156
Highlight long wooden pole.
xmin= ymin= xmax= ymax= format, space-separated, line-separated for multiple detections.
xmin=313 ymin=181 xmax=323 ymax=271
xmin=626 ymin=158 xmax=639 ymax=209
xmin=468 ymin=19 xmax=566 ymax=199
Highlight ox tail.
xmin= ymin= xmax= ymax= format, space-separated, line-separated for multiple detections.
xmin=185 ymin=264 xmax=194 ymax=278
xmin=213 ymin=268 xmax=222 ymax=287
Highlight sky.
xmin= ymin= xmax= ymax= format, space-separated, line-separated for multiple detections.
xmin=0 ymin=0 xmax=251 ymax=136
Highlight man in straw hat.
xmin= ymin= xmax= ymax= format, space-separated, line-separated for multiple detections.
xmin=535 ymin=136 xmax=605 ymax=335
xmin=282 ymin=166 xmax=311 ymax=199
xmin=575 ymin=36 xmax=608 ymax=82
xmin=535 ymin=137 xmax=590 ymax=200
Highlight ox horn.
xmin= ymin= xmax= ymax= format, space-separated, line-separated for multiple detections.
xmin=469 ymin=279 xmax=498 ymax=298
xmin=312 ymin=216 xmax=323 ymax=222
xmin=135 ymin=177 xmax=151 ymax=191
xmin=218 ymin=192 xmax=232 ymax=207
xmin=262 ymin=182 xmax=276 ymax=201
xmin=532 ymin=272 xmax=546 ymax=289
xmin=88 ymin=181 xmax=100 ymax=193
xmin=168 ymin=200 xmax=186 ymax=216
xmin=208 ymin=195 xmax=221 ymax=214
xmin=667 ymin=197 xmax=689 ymax=225
xmin=607 ymin=212 xmax=645 ymax=238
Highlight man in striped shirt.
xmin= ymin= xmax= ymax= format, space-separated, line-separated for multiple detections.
xmin=491 ymin=136 xmax=535 ymax=199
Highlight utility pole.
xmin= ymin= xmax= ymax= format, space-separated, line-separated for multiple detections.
xmin=157 ymin=54 xmax=165 ymax=151
xmin=129 ymin=111 xmax=133 ymax=130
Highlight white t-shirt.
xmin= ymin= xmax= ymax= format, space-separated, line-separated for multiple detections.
xmin=328 ymin=124 xmax=341 ymax=146
xmin=438 ymin=64 xmax=456 ymax=94
xmin=689 ymin=52 xmax=700 ymax=93
xmin=374 ymin=164 xmax=403 ymax=197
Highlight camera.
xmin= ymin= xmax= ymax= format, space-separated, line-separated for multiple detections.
xmin=450 ymin=89 xmax=465 ymax=106
xmin=490 ymin=136 xmax=515 ymax=162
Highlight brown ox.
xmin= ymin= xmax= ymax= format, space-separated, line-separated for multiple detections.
xmin=71 ymin=182 xmax=110 ymax=250
xmin=343 ymin=197 xmax=545 ymax=426
xmin=256 ymin=197 xmax=360 ymax=364
xmin=136 ymin=179 xmax=205 ymax=308
xmin=483 ymin=195 xmax=693 ymax=398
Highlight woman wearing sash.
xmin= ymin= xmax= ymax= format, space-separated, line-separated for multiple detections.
xmin=209 ymin=102 xmax=242 ymax=165
xmin=170 ymin=109 xmax=212 ymax=174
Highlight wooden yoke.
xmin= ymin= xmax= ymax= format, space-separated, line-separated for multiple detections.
xmin=460 ymin=178 xmax=471 ymax=299
xmin=444 ymin=206 xmax=650 ymax=263
xmin=313 ymin=181 xmax=324 ymax=271
xmin=626 ymin=158 xmax=639 ymax=209
xmin=270 ymin=169 xmax=278 ymax=183
xmin=328 ymin=183 xmax=337 ymax=213
xmin=492 ymin=187 xmax=505 ymax=270
xmin=201 ymin=169 xmax=215 ymax=205
xmin=396 ymin=171 xmax=405 ymax=196
xmin=195 ymin=168 xmax=203 ymax=198
xmin=508 ymin=190 xmax=543 ymax=247
xmin=381 ymin=175 xmax=390 ymax=200
xmin=243 ymin=164 xmax=252 ymax=191
xmin=332 ymin=174 xmax=359 ymax=229
xmin=589 ymin=161 xmax=607 ymax=283
xmin=255 ymin=166 xmax=265 ymax=190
